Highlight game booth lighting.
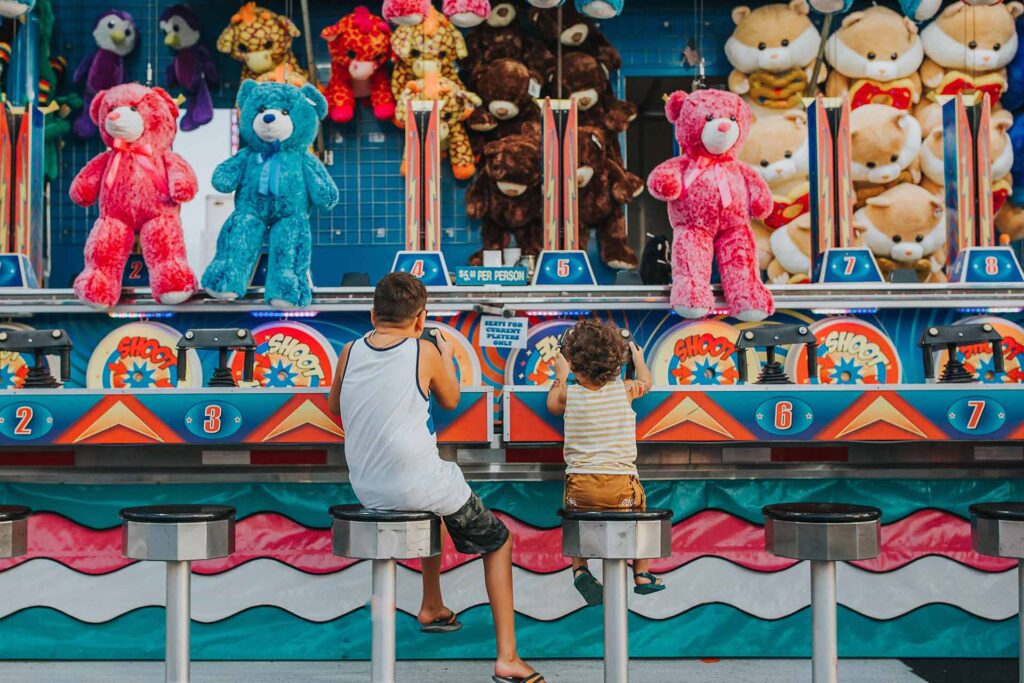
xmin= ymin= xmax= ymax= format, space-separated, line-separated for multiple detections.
xmin=2 ymin=0 xmax=1024 ymax=676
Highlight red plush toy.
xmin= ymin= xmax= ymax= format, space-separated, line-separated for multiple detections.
xmin=70 ymin=83 xmax=198 ymax=308
xmin=647 ymin=89 xmax=775 ymax=321
xmin=321 ymin=6 xmax=395 ymax=124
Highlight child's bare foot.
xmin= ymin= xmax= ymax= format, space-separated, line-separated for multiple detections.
xmin=494 ymin=655 xmax=542 ymax=681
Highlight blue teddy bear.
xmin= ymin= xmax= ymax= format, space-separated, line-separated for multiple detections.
xmin=203 ymin=80 xmax=339 ymax=309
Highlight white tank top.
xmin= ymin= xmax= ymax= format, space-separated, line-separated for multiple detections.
xmin=340 ymin=336 xmax=472 ymax=516
xmin=563 ymin=380 xmax=639 ymax=475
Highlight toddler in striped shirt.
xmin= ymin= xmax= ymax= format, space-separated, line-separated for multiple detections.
xmin=547 ymin=318 xmax=665 ymax=606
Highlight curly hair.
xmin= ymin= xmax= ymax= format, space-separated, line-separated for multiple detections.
xmin=561 ymin=318 xmax=629 ymax=386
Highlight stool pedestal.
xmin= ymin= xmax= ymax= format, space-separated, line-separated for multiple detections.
xmin=120 ymin=505 xmax=236 ymax=683
xmin=559 ymin=509 xmax=672 ymax=683
xmin=330 ymin=506 xmax=441 ymax=683
xmin=970 ymin=502 xmax=1024 ymax=683
xmin=763 ymin=503 xmax=881 ymax=683
xmin=0 ymin=506 xmax=30 ymax=559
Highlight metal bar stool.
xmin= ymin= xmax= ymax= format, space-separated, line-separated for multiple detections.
xmin=0 ymin=506 xmax=30 ymax=559
xmin=330 ymin=505 xmax=441 ymax=683
xmin=120 ymin=505 xmax=236 ymax=683
xmin=970 ymin=502 xmax=1024 ymax=682
xmin=763 ymin=503 xmax=881 ymax=683
xmin=559 ymin=509 xmax=672 ymax=683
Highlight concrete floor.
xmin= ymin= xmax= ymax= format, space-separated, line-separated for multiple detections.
xmin=0 ymin=659 xmax=1016 ymax=682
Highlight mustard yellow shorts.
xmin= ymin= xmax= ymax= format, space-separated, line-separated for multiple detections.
xmin=564 ymin=474 xmax=646 ymax=511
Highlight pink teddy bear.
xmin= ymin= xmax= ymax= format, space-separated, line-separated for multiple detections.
xmin=70 ymin=83 xmax=198 ymax=308
xmin=647 ymin=88 xmax=775 ymax=321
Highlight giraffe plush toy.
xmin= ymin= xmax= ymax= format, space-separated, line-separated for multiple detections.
xmin=321 ymin=6 xmax=395 ymax=123
xmin=395 ymin=70 xmax=481 ymax=179
xmin=217 ymin=2 xmax=306 ymax=83
xmin=390 ymin=7 xmax=467 ymax=101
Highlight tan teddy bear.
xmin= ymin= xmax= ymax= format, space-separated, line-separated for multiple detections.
xmin=850 ymin=103 xmax=922 ymax=207
xmin=765 ymin=213 xmax=869 ymax=284
xmin=739 ymin=111 xmax=811 ymax=270
xmin=824 ymin=6 xmax=923 ymax=112
xmin=724 ymin=1 xmax=824 ymax=118
xmin=919 ymin=109 xmax=1013 ymax=212
xmin=857 ymin=182 xmax=947 ymax=282
xmin=917 ymin=1 xmax=1024 ymax=131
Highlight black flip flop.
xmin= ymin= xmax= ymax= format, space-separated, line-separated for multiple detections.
xmin=419 ymin=609 xmax=462 ymax=633
xmin=492 ymin=674 xmax=546 ymax=683
xmin=573 ymin=566 xmax=604 ymax=606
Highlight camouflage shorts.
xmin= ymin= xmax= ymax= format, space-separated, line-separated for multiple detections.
xmin=442 ymin=492 xmax=509 ymax=555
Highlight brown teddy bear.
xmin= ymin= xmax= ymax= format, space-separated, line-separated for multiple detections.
xmin=462 ymin=1 xmax=554 ymax=88
xmin=465 ymin=123 xmax=544 ymax=262
xmin=553 ymin=51 xmax=636 ymax=162
xmin=849 ymin=103 xmax=922 ymax=207
xmin=725 ymin=1 xmax=824 ymax=117
xmin=527 ymin=4 xmax=621 ymax=74
xmin=466 ymin=58 xmax=542 ymax=156
xmin=824 ymin=5 xmax=923 ymax=111
xmin=857 ymin=182 xmax=947 ymax=282
xmin=577 ymin=126 xmax=644 ymax=269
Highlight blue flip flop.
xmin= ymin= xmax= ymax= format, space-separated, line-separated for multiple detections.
xmin=633 ymin=571 xmax=666 ymax=595
xmin=573 ymin=566 xmax=604 ymax=606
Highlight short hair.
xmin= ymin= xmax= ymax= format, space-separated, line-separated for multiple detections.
xmin=561 ymin=318 xmax=628 ymax=386
xmin=373 ymin=272 xmax=428 ymax=324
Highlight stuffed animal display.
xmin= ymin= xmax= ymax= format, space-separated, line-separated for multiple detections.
xmin=647 ymin=89 xmax=774 ymax=321
xmin=390 ymin=7 xmax=467 ymax=102
xmin=161 ymin=5 xmax=218 ymax=132
xmin=395 ymin=70 xmax=481 ymax=179
xmin=70 ymin=84 xmax=198 ymax=308
xmin=217 ymin=2 xmax=306 ymax=83
xmin=849 ymin=104 xmax=922 ymax=207
xmin=576 ymin=126 xmax=643 ymax=269
xmin=72 ymin=10 xmax=137 ymax=138
xmin=465 ymin=58 xmax=541 ymax=155
xmin=858 ymin=183 xmax=947 ymax=283
xmin=202 ymin=81 xmax=339 ymax=309
xmin=321 ymin=6 xmax=395 ymax=124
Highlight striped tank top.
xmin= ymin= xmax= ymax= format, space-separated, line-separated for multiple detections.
xmin=563 ymin=380 xmax=638 ymax=475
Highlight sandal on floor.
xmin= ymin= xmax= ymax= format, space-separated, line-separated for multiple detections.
xmin=492 ymin=674 xmax=546 ymax=683
xmin=633 ymin=571 xmax=666 ymax=595
xmin=573 ymin=566 xmax=604 ymax=606
xmin=419 ymin=609 xmax=462 ymax=633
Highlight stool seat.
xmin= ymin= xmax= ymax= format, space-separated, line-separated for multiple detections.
xmin=763 ymin=502 xmax=881 ymax=562
xmin=0 ymin=505 xmax=29 ymax=559
xmin=121 ymin=504 xmax=236 ymax=562
xmin=560 ymin=507 xmax=672 ymax=560
xmin=331 ymin=505 xmax=441 ymax=560
xmin=970 ymin=502 xmax=1024 ymax=558
xmin=120 ymin=505 xmax=236 ymax=524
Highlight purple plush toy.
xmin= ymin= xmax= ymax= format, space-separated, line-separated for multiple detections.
xmin=72 ymin=10 xmax=137 ymax=138
xmin=160 ymin=5 xmax=217 ymax=131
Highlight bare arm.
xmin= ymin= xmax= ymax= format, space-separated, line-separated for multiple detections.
xmin=546 ymin=351 xmax=570 ymax=416
xmin=423 ymin=335 xmax=461 ymax=411
xmin=327 ymin=342 xmax=353 ymax=415
xmin=626 ymin=342 xmax=652 ymax=402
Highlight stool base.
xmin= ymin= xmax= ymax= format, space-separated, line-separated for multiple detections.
xmin=811 ymin=560 xmax=837 ymax=683
xmin=371 ymin=559 xmax=397 ymax=683
xmin=166 ymin=560 xmax=190 ymax=683
xmin=604 ymin=559 xmax=629 ymax=683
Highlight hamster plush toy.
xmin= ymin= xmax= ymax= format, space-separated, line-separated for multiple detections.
xmin=920 ymin=109 xmax=1014 ymax=211
xmin=466 ymin=125 xmax=543 ymax=263
xmin=766 ymin=213 xmax=869 ymax=284
xmin=321 ymin=6 xmax=395 ymax=124
xmin=824 ymin=6 xmax=923 ymax=111
xmin=202 ymin=81 xmax=339 ymax=308
xmin=73 ymin=10 xmax=137 ymax=138
xmin=919 ymin=1 xmax=1023 ymax=118
xmin=858 ymin=183 xmax=947 ymax=282
xmin=724 ymin=1 xmax=823 ymax=117
xmin=69 ymin=84 xmax=198 ymax=308
xmin=739 ymin=111 xmax=811 ymax=231
xmin=647 ymin=89 xmax=775 ymax=321
xmin=160 ymin=6 xmax=218 ymax=132
xmin=849 ymin=103 xmax=922 ymax=207
xmin=577 ymin=126 xmax=644 ymax=270
xmin=217 ymin=3 xmax=306 ymax=83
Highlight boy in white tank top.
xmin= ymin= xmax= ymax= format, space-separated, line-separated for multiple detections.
xmin=329 ymin=273 xmax=543 ymax=683
xmin=546 ymin=319 xmax=666 ymax=606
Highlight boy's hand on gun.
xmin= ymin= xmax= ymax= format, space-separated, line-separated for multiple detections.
xmin=553 ymin=351 xmax=571 ymax=383
xmin=433 ymin=329 xmax=453 ymax=359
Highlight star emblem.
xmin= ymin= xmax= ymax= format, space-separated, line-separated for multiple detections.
xmin=264 ymin=359 xmax=298 ymax=388
xmin=124 ymin=362 xmax=156 ymax=388
xmin=756 ymin=413 xmax=764 ymax=420
xmin=186 ymin=417 xmax=193 ymax=424
xmin=805 ymin=413 xmax=813 ymax=420
xmin=948 ymin=412 xmax=956 ymax=420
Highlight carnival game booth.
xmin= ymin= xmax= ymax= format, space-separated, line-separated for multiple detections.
xmin=0 ymin=0 xmax=1023 ymax=667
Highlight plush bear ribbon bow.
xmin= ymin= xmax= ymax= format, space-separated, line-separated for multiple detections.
xmin=257 ymin=142 xmax=283 ymax=196
xmin=683 ymin=153 xmax=733 ymax=208
xmin=106 ymin=138 xmax=168 ymax=196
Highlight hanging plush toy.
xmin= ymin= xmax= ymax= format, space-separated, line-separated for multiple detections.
xmin=0 ymin=0 xmax=34 ymax=20
xmin=72 ymin=10 xmax=137 ymax=138
xmin=575 ymin=0 xmax=622 ymax=21
xmin=160 ymin=5 xmax=218 ymax=132
xmin=849 ymin=103 xmax=922 ymax=207
xmin=44 ymin=56 xmax=82 ymax=182
xmin=646 ymin=89 xmax=775 ymax=321
xmin=807 ymin=0 xmax=851 ymax=13
xmin=70 ymin=84 xmax=198 ymax=308
xmin=216 ymin=2 xmax=305 ymax=83
xmin=321 ymin=6 xmax=395 ymax=124
xmin=899 ymin=0 xmax=943 ymax=22
xmin=382 ymin=0 xmax=490 ymax=28
xmin=858 ymin=183 xmax=947 ymax=283
xmin=395 ymin=70 xmax=481 ymax=179
xmin=390 ymin=7 xmax=467 ymax=101
xmin=824 ymin=6 xmax=923 ymax=112
xmin=202 ymin=81 xmax=339 ymax=309
xmin=577 ymin=126 xmax=643 ymax=269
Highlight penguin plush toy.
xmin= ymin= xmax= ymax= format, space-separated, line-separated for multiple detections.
xmin=72 ymin=9 xmax=137 ymax=138
xmin=160 ymin=5 xmax=217 ymax=131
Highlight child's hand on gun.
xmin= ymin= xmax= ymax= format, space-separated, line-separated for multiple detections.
xmin=433 ymin=329 xmax=453 ymax=359
xmin=628 ymin=342 xmax=646 ymax=368
xmin=553 ymin=351 xmax=571 ymax=383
